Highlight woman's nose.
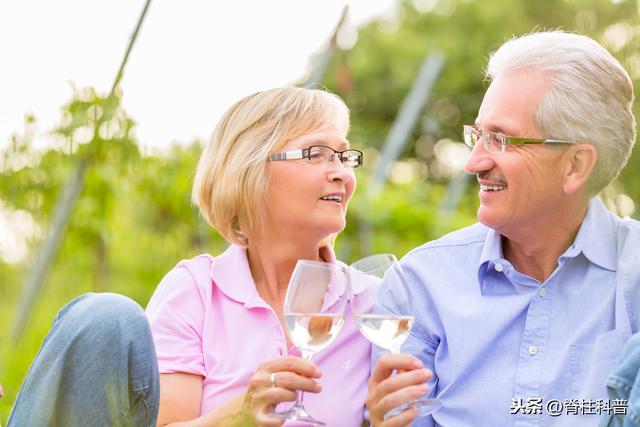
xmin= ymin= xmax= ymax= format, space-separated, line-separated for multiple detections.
xmin=327 ymin=159 xmax=354 ymax=183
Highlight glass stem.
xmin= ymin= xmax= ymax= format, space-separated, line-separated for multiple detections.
xmin=390 ymin=347 xmax=401 ymax=376
xmin=293 ymin=351 xmax=314 ymax=408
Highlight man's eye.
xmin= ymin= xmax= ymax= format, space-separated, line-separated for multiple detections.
xmin=488 ymin=134 xmax=502 ymax=146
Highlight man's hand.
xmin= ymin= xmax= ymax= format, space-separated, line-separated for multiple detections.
xmin=366 ymin=354 xmax=433 ymax=427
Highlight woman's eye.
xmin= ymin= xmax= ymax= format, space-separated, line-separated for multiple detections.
xmin=308 ymin=149 xmax=326 ymax=161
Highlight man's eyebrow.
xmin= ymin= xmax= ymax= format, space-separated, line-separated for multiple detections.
xmin=490 ymin=126 xmax=509 ymax=135
xmin=477 ymin=123 xmax=510 ymax=135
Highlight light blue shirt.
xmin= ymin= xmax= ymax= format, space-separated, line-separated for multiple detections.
xmin=373 ymin=198 xmax=640 ymax=426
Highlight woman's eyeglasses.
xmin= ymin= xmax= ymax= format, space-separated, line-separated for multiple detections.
xmin=269 ymin=145 xmax=363 ymax=168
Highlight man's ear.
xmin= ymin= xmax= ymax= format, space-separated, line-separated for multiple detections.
xmin=562 ymin=144 xmax=598 ymax=194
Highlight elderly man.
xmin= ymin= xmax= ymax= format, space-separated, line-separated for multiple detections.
xmin=367 ymin=31 xmax=640 ymax=426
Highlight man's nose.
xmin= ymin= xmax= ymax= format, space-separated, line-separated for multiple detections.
xmin=464 ymin=143 xmax=495 ymax=175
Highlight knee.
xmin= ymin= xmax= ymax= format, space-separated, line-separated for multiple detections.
xmin=60 ymin=293 xmax=149 ymax=342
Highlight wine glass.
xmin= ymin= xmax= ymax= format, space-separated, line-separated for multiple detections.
xmin=349 ymin=253 xmax=442 ymax=419
xmin=270 ymin=260 xmax=349 ymax=426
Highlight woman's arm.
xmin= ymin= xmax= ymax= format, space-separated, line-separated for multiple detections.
xmin=157 ymin=373 xmax=203 ymax=426
xmin=158 ymin=356 xmax=322 ymax=427
xmin=157 ymin=373 xmax=252 ymax=427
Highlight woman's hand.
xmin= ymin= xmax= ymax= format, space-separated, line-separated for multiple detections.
xmin=157 ymin=356 xmax=321 ymax=426
xmin=366 ymin=354 xmax=432 ymax=427
xmin=240 ymin=356 xmax=323 ymax=426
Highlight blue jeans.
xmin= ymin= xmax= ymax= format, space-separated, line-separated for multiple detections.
xmin=600 ymin=332 xmax=640 ymax=427
xmin=8 ymin=293 xmax=160 ymax=427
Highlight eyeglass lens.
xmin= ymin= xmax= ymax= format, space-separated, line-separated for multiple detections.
xmin=308 ymin=146 xmax=361 ymax=168
xmin=464 ymin=127 xmax=504 ymax=153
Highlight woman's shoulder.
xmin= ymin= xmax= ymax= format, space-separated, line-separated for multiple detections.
xmin=160 ymin=245 xmax=254 ymax=300
xmin=173 ymin=253 xmax=217 ymax=280
xmin=166 ymin=245 xmax=243 ymax=287
xmin=148 ymin=251 xmax=227 ymax=306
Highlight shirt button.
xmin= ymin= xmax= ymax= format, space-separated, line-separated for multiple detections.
xmin=528 ymin=345 xmax=538 ymax=355
xmin=494 ymin=262 xmax=504 ymax=272
xmin=539 ymin=288 xmax=547 ymax=297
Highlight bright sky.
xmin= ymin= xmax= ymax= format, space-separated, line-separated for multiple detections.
xmin=0 ymin=0 xmax=396 ymax=154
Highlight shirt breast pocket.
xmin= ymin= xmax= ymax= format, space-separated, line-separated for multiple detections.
xmin=570 ymin=328 xmax=630 ymax=398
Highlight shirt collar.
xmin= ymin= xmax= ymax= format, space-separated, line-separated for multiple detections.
xmin=210 ymin=244 xmax=342 ymax=307
xmin=209 ymin=244 xmax=258 ymax=305
xmin=475 ymin=197 xmax=618 ymax=289
xmin=477 ymin=227 xmax=503 ymax=287
xmin=570 ymin=197 xmax=617 ymax=271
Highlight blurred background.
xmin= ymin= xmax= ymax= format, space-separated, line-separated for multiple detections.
xmin=1 ymin=0 xmax=639 ymax=421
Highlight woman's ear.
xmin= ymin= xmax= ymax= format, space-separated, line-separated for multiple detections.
xmin=562 ymin=144 xmax=598 ymax=195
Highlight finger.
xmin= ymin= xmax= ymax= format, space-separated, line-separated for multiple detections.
xmin=376 ymin=384 xmax=430 ymax=418
xmin=382 ymin=406 xmax=420 ymax=427
xmin=253 ymin=387 xmax=298 ymax=407
xmin=254 ymin=411 xmax=286 ymax=427
xmin=377 ymin=368 xmax=432 ymax=397
xmin=370 ymin=354 xmax=423 ymax=385
xmin=368 ymin=367 xmax=431 ymax=414
xmin=259 ymin=356 xmax=322 ymax=378
xmin=367 ymin=379 xmax=429 ymax=426
xmin=269 ymin=371 xmax=322 ymax=393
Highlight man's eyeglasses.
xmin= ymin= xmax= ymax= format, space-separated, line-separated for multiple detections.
xmin=463 ymin=125 xmax=575 ymax=153
xmin=268 ymin=145 xmax=363 ymax=168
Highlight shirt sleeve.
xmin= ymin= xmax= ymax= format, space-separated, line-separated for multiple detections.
xmin=146 ymin=264 xmax=207 ymax=377
xmin=369 ymin=253 xmax=441 ymax=427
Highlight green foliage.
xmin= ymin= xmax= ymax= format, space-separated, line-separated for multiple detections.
xmin=325 ymin=0 xmax=640 ymax=208
xmin=2 ymin=0 xmax=640 ymax=422
xmin=0 ymin=90 xmax=228 ymax=421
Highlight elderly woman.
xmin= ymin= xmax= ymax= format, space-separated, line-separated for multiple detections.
xmin=8 ymin=87 xmax=372 ymax=427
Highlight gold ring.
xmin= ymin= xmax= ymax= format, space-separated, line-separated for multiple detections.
xmin=270 ymin=372 xmax=277 ymax=388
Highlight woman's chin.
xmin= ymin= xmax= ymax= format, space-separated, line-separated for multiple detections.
xmin=317 ymin=222 xmax=346 ymax=240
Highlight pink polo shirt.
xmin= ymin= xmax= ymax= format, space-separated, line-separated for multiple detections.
xmin=146 ymin=244 xmax=375 ymax=426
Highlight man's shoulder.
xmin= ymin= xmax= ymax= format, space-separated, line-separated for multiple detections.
xmin=617 ymin=216 xmax=640 ymax=238
xmin=405 ymin=222 xmax=489 ymax=258
xmin=609 ymin=213 xmax=640 ymax=257
xmin=611 ymin=216 xmax=640 ymax=333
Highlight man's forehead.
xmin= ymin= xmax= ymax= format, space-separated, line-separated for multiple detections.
xmin=477 ymin=70 xmax=552 ymax=136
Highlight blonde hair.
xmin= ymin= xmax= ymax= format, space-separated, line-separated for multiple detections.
xmin=192 ymin=87 xmax=350 ymax=246
xmin=487 ymin=30 xmax=636 ymax=194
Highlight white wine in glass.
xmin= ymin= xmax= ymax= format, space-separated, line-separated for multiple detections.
xmin=350 ymin=254 xmax=442 ymax=419
xmin=285 ymin=313 xmax=345 ymax=354
xmin=354 ymin=314 xmax=415 ymax=354
xmin=270 ymin=260 xmax=349 ymax=426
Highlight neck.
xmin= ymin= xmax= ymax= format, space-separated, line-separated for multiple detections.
xmin=501 ymin=197 xmax=590 ymax=283
xmin=245 ymin=237 xmax=325 ymax=309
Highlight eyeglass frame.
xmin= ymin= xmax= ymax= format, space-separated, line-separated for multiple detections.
xmin=268 ymin=145 xmax=364 ymax=168
xmin=463 ymin=124 xmax=575 ymax=153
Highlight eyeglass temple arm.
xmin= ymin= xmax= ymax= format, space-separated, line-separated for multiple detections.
xmin=269 ymin=150 xmax=305 ymax=161
xmin=508 ymin=137 xmax=574 ymax=145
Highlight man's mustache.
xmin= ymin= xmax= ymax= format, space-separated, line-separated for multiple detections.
xmin=477 ymin=172 xmax=507 ymax=185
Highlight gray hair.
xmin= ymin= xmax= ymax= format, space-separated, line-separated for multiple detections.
xmin=486 ymin=30 xmax=636 ymax=194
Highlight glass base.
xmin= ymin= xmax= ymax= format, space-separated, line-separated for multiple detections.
xmin=269 ymin=406 xmax=326 ymax=426
xmin=385 ymin=398 xmax=442 ymax=420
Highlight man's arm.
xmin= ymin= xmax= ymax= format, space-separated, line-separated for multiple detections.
xmin=366 ymin=255 xmax=440 ymax=426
